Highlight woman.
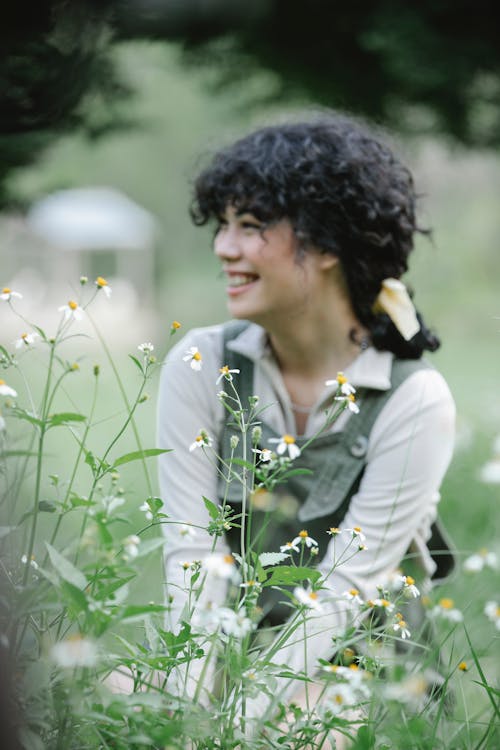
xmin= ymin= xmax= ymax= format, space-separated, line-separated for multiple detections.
xmin=157 ymin=112 xmax=456 ymax=737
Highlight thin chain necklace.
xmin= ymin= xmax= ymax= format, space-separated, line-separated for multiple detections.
xmin=290 ymin=401 xmax=314 ymax=414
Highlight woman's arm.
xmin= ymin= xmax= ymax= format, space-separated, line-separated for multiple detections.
xmin=157 ymin=326 xmax=230 ymax=696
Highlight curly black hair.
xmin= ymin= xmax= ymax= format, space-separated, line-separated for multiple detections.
xmin=191 ymin=112 xmax=440 ymax=358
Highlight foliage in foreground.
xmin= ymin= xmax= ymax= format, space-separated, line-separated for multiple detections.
xmin=0 ymin=280 xmax=499 ymax=749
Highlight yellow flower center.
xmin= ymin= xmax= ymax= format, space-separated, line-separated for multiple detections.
xmin=171 ymin=320 xmax=181 ymax=329
xmin=398 ymin=620 xmax=408 ymax=629
xmin=283 ymin=434 xmax=296 ymax=444
xmin=193 ymin=351 xmax=202 ymax=361
xmin=405 ymin=575 xmax=415 ymax=586
xmin=21 ymin=333 xmax=28 ymax=340
xmin=309 ymin=592 xmax=318 ymax=600
xmin=68 ymin=300 xmax=78 ymax=310
xmin=349 ymin=664 xmax=359 ymax=671
xmin=223 ymin=554 xmax=234 ymax=565
xmin=380 ymin=599 xmax=390 ymax=608
xmin=353 ymin=526 xmax=362 ymax=534
xmin=336 ymin=372 xmax=347 ymax=384
xmin=245 ymin=579 xmax=256 ymax=587
xmin=219 ymin=365 xmax=230 ymax=375
xmin=96 ymin=276 xmax=108 ymax=287
xmin=0 ymin=379 xmax=5 ymax=386
xmin=458 ymin=661 xmax=468 ymax=671
xmin=439 ymin=598 xmax=454 ymax=609
xmin=195 ymin=435 xmax=203 ymax=443
xmin=349 ymin=589 xmax=359 ymax=597
xmin=3 ymin=287 xmax=11 ymax=294
xmin=348 ymin=393 xmax=356 ymax=402
xmin=299 ymin=530 xmax=308 ymax=538
xmin=334 ymin=694 xmax=344 ymax=704
xmin=329 ymin=526 xmax=340 ymax=535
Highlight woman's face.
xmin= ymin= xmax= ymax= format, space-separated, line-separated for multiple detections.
xmin=214 ymin=205 xmax=333 ymax=327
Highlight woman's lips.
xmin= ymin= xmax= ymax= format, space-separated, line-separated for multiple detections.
xmin=226 ymin=273 xmax=259 ymax=295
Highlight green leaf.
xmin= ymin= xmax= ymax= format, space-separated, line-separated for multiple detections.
xmin=128 ymin=354 xmax=144 ymax=372
xmin=45 ymin=543 xmax=87 ymax=589
xmin=259 ymin=551 xmax=290 ymax=567
xmin=112 ymin=448 xmax=172 ymax=468
xmin=10 ymin=409 xmax=44 ymax=428
xmin=120 ymin=604 xmax=168 ymax=622
xmin=60 ymin=581 xmax=88 ymax=616
xmin=264 ymin=566 xmax=321 ymax=587
xmin=202 ymin=496 xmax=219 ymax=521
xmin=38 ymin=500 xmax=56 ymax=513
xmin=48 ymin=412 xmax=87 ymax=427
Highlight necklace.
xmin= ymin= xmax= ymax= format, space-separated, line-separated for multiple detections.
xmin=290 ymin=401 xmax=314 ymax=414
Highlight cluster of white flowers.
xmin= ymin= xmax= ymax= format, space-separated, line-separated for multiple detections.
xmin=463 ymin=549 xmax=498 ymax=573
xmin=320 ymin=663 xmax=370 ymax=714
xmin=325 ymin=372 xmax=359 ymax=414
xmin=429 ymin=597 xmax=463 ymax=623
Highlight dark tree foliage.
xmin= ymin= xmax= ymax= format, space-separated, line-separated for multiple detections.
xmin=0 ymin=1 xmax=130 ymax=208
xmin=117 ymin=0 xmax=499 ymax=149
xmin=1 ymin=0 xmax=499 ymax=208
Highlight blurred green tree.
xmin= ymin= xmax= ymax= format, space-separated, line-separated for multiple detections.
xmin=1 ymin=0 xmax=499 ymax=208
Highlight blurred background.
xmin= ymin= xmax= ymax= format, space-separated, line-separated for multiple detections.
xmin=1 ymin=0 xmax=499 ymax=621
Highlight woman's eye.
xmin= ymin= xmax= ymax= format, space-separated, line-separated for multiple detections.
xmin=241 ymin=220 xmax=262 ymax=231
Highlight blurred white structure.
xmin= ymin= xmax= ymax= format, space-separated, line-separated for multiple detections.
xmin=26 ymin=186 xmax=157 ymax=301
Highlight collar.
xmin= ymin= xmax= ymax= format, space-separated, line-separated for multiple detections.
xmin=226 ymin=322 xmax=393 ymax=391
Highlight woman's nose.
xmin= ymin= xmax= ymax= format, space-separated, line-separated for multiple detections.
xmin=214 ymin=227 xmax=241 ymax=261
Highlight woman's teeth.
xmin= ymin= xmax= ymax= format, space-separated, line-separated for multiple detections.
xmin=228 ymin=275 xmax=257 ymax=287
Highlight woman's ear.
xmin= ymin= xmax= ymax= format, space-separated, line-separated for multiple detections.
xmin=317 ymin=251 xmax=339 ymax=270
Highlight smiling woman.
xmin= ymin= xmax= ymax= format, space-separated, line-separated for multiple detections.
xmin=156 ymin=111 xmax=456 ymax=743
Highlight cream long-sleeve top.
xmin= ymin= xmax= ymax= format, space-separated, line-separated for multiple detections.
xmin=157 ymin=322 xmax=456 ymax=714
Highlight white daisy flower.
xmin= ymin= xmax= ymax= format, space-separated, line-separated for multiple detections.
xmin=51 ymin=635 xmax=98 ymax=668
xmin=280 ymin=540 xmax=300 ymax=553
xmin=370 ymin=597 xmax=395 ymax=613
xmin=335 ymin=393 xmax=360 ymax=413
xmin=1 ymin=287 xmax=22 ymax=301
xmin=202 ymin=553 xmax=238 ymax=580
xmin=324 ymin=683 xmax=357 ymax=713
xmin=393 ymin=616 xmax=411 ymax=639
xmin=138 ymin=342 xmax=154 ymax=354
xmin=58 ymin=300 xmax=84 ymax=321
xmin=346 ymin=526 xmax=366 ymax=542
xmin=268 ymin=433 xmax=301 ymax=460
xmin=15 ymin=332 xmax=39 ymax=349
xmin=484 ymin=601 xmax=500 ymax=630
xmin=0 ymin=380 xmax=17 ymax=398
xmin=292 ymin=529 xmax=318 ymax=548
xmin=216 ymin=365 xmax=240 ymax=383
xmin=95 ymin=276 xmax=112 ymax=298
xmin=252 ymin=447 xmax=273 ymax=462
xmin=463 ymin=549 xmax=498 ymax=573
xmin=429 ymin=598 xmax=463 ymax=623
xmin=139 ymin=501 xmax=153 ymax=521
xmin=178 ymin=523 xmax=196 ymax=539
xmin=123 ymin=534 xmax=140 ymax=559
xmin=293 ymin=586 xmax=323 ymax=611
xmin=325 ymin=371 xmax=356 ymax=396
xmin=342 ymin=588 xmax=364 ymax=606
xmin=215 ymin=607 xmax=255 ymax=638
xmin=183 ymin=346 xmax=203 ymax=370
xmin=189 ymin=429 xmax=213 ymax=452
xmin=21 ymin=554 xmax=39 ymax=570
